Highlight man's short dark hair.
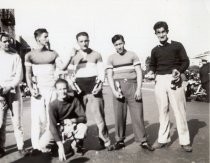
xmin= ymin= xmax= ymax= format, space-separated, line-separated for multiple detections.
xmin=153 ymin=21 xmax=169 ymax=33
xmin=111 ymin=34 xmax=125 ymax=44
xmin=54 ymin=78 xmax=69 ymax=89
xmin=76 ymin=32 xmax=89 ymax=40
xmin=34 ymin=28 xmax=48 ymax=40
xmin=0 ymin=33 xmax=9 ymax=42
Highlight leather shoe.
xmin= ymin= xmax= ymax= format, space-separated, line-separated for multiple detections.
xmin=141 ymin=142 xmax=155 ymax=151
xmin=0 ymin=148 xmax=5 ymax=158
xmin=152 ymin=142 xmax=168 ymax=149
xmin=181 ymin=145 xmax=192 ymax=152
xmin=110 ymin=141 xmax=125 ymax=150
xmin=18 ymin=149 xmax=30 ymax=157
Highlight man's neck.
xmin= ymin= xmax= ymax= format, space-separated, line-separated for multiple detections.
xmin=36 ymin=44 xmax=48 ymax=51
xmin=81 ymin=48 xmax=92 ymax=54
xmin=118 ymin=49 xmax=127 ymax=55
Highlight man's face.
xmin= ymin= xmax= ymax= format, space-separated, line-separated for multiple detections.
xmin=56 ymin=82 xmax=68 ymax=100
xmin=0 ymin=36 xmax=10 ymax=51
xmin=37 ymin=32 xmax=49 ymax=47
xmin=113 ymin=39 xmax=125 ymax=54
xmin=77 ymin=35 xmax=89 ymax=50
xmin=155 ymin=27 xmax=168 ymax=43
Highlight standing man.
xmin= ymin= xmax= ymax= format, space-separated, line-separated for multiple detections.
xmin=106 ymin=34 xmax=154 ymax=151
xmin=147 ymin=21 xmax=192 ymax=152
xmin=0 ymin=33 xmax=27 ymax=157
xmin=25 ymin=28 xmax=72 ymax=155
xmin=69 ymin=32 xmax=111 ymax=150
xmin=199 ymin=59 xmax=210 ymax=103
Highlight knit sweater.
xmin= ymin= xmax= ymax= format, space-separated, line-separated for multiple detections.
xmin=49 ymin=97 xmax=86 ymax=142
xmin=0 ymin=50 xmax=23 ymax=88
xmin=150 ymin=40 xmax=189 ymax=74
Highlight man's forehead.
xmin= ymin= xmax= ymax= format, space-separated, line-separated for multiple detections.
xmin=114 ymin=39 xmax=124 ymax=45
xmin=78 ymin=35 xmax=89 ymax=40
xmin=156 ymin=27 xmax=166 ymax=32
xmin=38 ymin=32 xmax=48 ymax=37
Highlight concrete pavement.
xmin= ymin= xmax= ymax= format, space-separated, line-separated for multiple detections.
xmin=1 ymin=83 xmax=209 ymax=163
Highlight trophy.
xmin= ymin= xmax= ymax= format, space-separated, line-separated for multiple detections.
xmin=32 ymin=76 xmax=40 ymax=95
xmin=115 ymin=81 xmax=123 ymax=98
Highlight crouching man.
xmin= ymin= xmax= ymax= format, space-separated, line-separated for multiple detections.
xmin=39 ymin=78 xmax=87 ymax=161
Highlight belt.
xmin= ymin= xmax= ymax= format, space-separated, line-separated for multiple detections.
xmin=115 ymin=78 xmax=137 ymax=83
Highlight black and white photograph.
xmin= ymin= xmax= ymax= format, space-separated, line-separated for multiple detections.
xmin=0 ymin=0 xmax=209 ymax=162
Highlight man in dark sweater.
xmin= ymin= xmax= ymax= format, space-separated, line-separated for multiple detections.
xmin=39 ymin=78 xmax=87 ymax=161
xmin=147 ymin=21 xmax=192 ymax=152
xmin=199 ymin=60 xmax=210 ymax=102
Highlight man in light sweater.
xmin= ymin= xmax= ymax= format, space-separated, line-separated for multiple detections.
xmin=68 ymin=32 xmax=111 ymax=150
xmin=107 ymin=34 xmax=154 ymax=151
xmin=25 ymin=28 xmax=72 ymax=155
xmin=0 ymin=33 xmax=27 ymax=157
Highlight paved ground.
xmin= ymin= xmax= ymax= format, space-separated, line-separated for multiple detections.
xmin=1 ymin=82 xmax=209 ymax=163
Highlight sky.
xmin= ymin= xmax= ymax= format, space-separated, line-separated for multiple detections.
xmin=1 ymin=0 xmax=210 ymax=63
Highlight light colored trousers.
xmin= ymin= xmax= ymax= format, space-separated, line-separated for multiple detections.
xmin=39 ymin=123 xmax=87 ymax=151
xmin=155 ymin=74 xmax=190 ymax=145
xmin=81 ymin=93 xmax=111 ymax=147
xmin=31 ymin=87 xmax=56 ymax=150
xmin=0 ymin=87 xmax=24 ymax=150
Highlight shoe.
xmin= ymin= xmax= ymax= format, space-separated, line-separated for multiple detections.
xmin=18 ymin=149 xmax=30 ymax=157
xmin=29 ymin=149 xmax=42 ymax=156
xmin=98 ymin=138 xmax=113 ymax=151
xmin=0 ymin=148 xmax=5 ymax=158
xmin=75 ymin=146 xmax=86 ymax=156
xmin=106 ymin=145 xmax=115 ymax=151
xmin=111 ymin=141 xmax=125 ymax=150
xmin=181 ymin=145 xmax=192 ymax=152
xmin=98 ymin=138 xmax=106 ymax=149
xmin=140 ymin=142 xmax=155 ymax=151
xmin=74 ymin=139 xmax=85 ymax=156
xmin=152 ymin=142 xmax=168 ymax=149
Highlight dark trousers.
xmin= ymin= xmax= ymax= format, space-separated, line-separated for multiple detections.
xmin=202 ymin=81 xmax=210 ymax=102
xmin=112 ymin=79 xmax=147 ymax=144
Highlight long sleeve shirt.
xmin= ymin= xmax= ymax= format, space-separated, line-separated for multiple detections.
xmin=150 ymin=40 xmax=189 ymax=74
xmin=0 ymin=50 xmax=23 ymax=88
xmin=49 ymin=97 xmax=86 ymax=142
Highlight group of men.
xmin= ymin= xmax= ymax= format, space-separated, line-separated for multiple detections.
xmin=0 ymin=21 xmax=193 ymax=161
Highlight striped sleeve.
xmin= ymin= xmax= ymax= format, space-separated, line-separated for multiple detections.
xmin=106 ymin=55 xmax=113 ymax=69
xmin=132 ymin=53 xmax=141 ymax=66
xmin=24 ymin=52 xmax=32 ymax=66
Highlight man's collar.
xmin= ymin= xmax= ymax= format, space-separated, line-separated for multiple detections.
xmin=158 ymin=38 xmax=172 ymax=47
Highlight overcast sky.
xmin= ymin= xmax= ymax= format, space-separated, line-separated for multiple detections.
xmin=1 ymin=0 xmax=210 ymax=62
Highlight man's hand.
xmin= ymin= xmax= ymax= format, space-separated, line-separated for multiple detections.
xmin=30 ymin=89 xmax=40 ymax=98
xmin=145 ymin=71 xmax=155 ymax=80
xmin=3 ymin=86 xmax=12 ymax=95
xmin=134 ymin=89 xmax=142 ymax=101
xmin=172 ymin=69 xmax=180 ymax=80
xmin=64 ymin=119 xmax=73 ymax=126
xmin=92 ymin=85 xmax=102 ymax=95
xmin=58 ymin=144 xmax=66 ymax=162
xmin=69 ymin=48 xmax=78 ymax=58
xmin=113 ymin=90 xmax=123 ymax=99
